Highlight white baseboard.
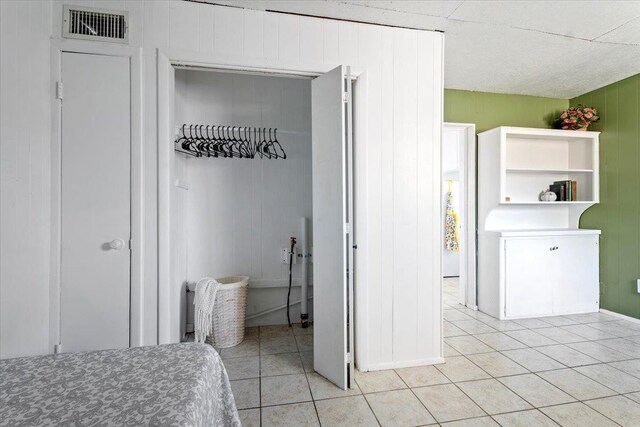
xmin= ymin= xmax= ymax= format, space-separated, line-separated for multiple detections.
xmin=250 ymin=279 xmax=314 ymax=289
xmin=363 ymin=356 xmax=445 ymax=371
xmin=600 ymin=309 xmax=640 ymax=325
xmin=187 ymin=279 xmax=314 ymax=290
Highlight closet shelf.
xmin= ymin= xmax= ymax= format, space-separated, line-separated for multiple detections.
xmin=505 ymin=168 xmax=594 ymax=174
xmin=500 ymin=201 xmax=595 ymax=205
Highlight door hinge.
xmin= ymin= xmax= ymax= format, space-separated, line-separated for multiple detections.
xmin=344 ymin=223 xmax=352 ymax=234
xmin=346 ymin=352 xmax=353 ymax=363
xmin=343 ymin=92 xmax=350 ymax=103
xmin=54 ymin=344 xmax=62 ymax=354
xmin=56 ymin=81 xmax=64 ymax=100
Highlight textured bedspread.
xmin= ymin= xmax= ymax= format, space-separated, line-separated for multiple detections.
xmin=0 ymin=343 xmax=240 ymax=427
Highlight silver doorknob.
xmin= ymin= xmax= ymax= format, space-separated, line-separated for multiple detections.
xmin=109 ymin=239 xmax=125 ymax=250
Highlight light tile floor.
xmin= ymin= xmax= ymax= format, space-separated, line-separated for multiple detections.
xmin=222 ymin=278 xmax=640 ymax=426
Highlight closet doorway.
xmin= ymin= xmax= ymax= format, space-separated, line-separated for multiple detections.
xmin=158 ymin=57 xmax=356 ymax=390
xmin=442 ymin=123 xmax=477 ymax=309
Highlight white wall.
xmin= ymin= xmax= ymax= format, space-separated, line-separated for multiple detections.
xmin=2 ymin=1 xmax=443 ymax=369
xmin=173 ymin=70 xmax=313 ymax=338
xmin=0 ymin=1 xmax=52 ymax=358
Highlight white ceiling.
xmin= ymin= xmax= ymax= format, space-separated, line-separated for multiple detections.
xmin=206 ymin=1 xmax=640 ymax=98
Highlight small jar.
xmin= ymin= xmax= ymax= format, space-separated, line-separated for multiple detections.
xmin=539 ymin=190 xmax=557 ymax=202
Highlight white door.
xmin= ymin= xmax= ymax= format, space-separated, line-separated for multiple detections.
xmin=505 ymin=238 xmax=554 ymax=318
xmin=552 ymin=236 xmax=599 ymax=314
xmin=60 ymin=52 xmax=131 ymax=352
xmin=312 ymin=65 xmax=354 ymax=390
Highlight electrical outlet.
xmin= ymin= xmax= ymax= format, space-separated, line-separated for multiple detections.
xmin=281 ymin=247 xmax=298 ymax=264
xmin=637 ymin=279 xmax=640 ymax=294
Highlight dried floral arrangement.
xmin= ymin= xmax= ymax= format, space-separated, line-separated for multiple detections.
xmin=554 ymin=105 xmax=599 ymax=130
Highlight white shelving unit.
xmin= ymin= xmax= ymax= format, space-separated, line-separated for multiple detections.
xmin=477 ymin=127 xmax=601 ymax=320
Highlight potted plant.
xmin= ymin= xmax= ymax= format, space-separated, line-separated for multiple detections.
xmin=554 ymin=105 xmax=599 ymax=131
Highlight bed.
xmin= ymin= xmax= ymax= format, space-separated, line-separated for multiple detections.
xmin=0 ymin=343 xmax=240 ymax=427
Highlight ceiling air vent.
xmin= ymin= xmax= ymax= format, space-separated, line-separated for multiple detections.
xmin=63 ymin=5 xmax=129 ymax=43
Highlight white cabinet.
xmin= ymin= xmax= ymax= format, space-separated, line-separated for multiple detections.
xmin=503 ymin=234 xmax=599 ymax=319
xmin=551 ymin=236 xmax=599 ymax=314
xmin=477 ymin=127 xmax=601 ymax=319
xmin=505 ymin=237 xmax=554 ymax=318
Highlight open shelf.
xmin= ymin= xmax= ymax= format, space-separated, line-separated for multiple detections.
xmin=506 ymin=168 xmax=594 ymax=174
xmin=500 ymin=201 xmax=595 ymax=205
xmin=478 ymin=126 xmax=600 ymax=230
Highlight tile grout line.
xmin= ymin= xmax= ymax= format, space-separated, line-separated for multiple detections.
xmin=429 ymin=356 xmax=493 ymax=422
xmin=234 ymin=296 xmax=640 ymax=425
xmin=299 ymin=347 xmax=322 ymax=426
xmin=439 ymin=295 xmax=637 ymax=425
xmin=258 ymin=327 xmax=262 ymax=425
xmin=392 ymin=367 xmax=440 ymax=424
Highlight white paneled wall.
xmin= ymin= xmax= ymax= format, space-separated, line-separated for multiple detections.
xmin=0 ymin=1 xmax=52 ymax=359
xmin=2 ymin=1 xmax=443 ymax=369
xmin=172 ymin=70 xmax=312 ymax=338
xmin=147 ymin=2 xmax=443 ymax=369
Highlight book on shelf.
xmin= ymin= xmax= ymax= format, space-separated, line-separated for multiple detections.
xmin=550 ymin=180 xmax=577 ymax=201
xmin=550 ymin=183 xmax=565 ymax=201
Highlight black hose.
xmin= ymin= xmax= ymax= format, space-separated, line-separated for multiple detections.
xmin=287 ymin=237 xmax=296 ymax=327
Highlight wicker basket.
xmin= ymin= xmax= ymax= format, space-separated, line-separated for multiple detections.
xmin=206 ymin=276 xmax=249 ymax=348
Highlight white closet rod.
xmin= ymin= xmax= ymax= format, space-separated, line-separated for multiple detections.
xmin=174 ymin=125 xmax=309 ymax=137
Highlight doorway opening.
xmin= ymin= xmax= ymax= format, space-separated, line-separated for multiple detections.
xmin=160 ymin=60 xmax=356 ymax=390
xmin=442 ymin=123 xmax=477 ymax=311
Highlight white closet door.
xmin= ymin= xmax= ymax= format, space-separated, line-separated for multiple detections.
xmin=60 ymin=52 xmax=131 ymax=352
xmin=312 ymin=65 xmax=354 ymax=390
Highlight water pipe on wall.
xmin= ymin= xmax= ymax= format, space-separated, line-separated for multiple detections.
xmin=300 ymin=217 xmax=309 ymax=328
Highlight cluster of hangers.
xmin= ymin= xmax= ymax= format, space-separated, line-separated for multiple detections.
xmin=175 ymin=124 xmax=286 ymax=159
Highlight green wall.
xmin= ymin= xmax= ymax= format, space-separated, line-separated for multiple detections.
xmin=444 ymin=89 xmax=569 ymax=133
xmin=572 ymin=74 xmax=640 ymax=319
xmin=445 ymin=83 xmax=640 ymax=319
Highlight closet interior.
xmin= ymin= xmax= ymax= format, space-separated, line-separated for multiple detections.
xmin=172 ymin=69 xmax=313 ymax=339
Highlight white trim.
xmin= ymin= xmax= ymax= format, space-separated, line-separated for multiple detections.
xmin=49 ymin=38 xmax=144 ymax=351
xmin=186 ymin=279 xmax=314 ymax=289
xmin=161 ymin=48 xmax=365 ymax=79
xmin=245 ymin=297 xmax=314 ymax=321
xmin=129 ymin=49 xmax=144 ymax=348
xmin=249 ymin=279 xmax=314 ymax=289
xmin=442 ymin=122 xmax=477 ymax=310
xmin=600 ymin=309 xmax=640 ymax=324
xmin=365 ymin=357 xmax=446 ymax=371
xmin=353 ymin=71 xmax=369 ymax=372
xmin=157 ymin=49 xmax=173 ymax=345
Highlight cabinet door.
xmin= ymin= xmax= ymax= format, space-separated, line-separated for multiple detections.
xmin=552 ymin=236 xmax=599 ymax=314
xmin=505 ymin=238 xmax=554 ymax=317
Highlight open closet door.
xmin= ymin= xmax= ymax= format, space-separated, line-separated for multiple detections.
xmin=312 ymin=65 xmax=354 ymax=390
xmin=157 ymin=50 xmax=175 ymax=344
